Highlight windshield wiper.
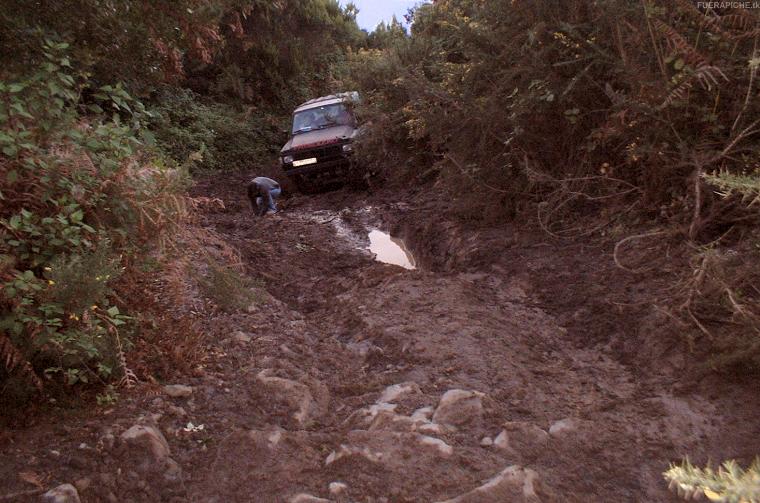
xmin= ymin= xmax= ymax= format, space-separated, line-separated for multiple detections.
xmin=292 ymin=126 xmax=313 ymax=135
xmin=315 ymin=121 xmax=338 ymax=130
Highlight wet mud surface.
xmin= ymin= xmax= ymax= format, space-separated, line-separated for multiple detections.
xmin=1 ymin=172 xmax=759 ymax=502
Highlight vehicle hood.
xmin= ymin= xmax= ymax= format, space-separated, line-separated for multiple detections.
xmin=281 ymin=125 xmax=357 ymax=153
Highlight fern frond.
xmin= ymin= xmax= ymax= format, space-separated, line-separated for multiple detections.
xmin=704 ymin=170 xmax=760 ymax=206
xmin=114 ymin=330 xmax=137 ymax=388
xmin=660 ymin=62 xmax=729 ymax=108
xmin=699 ymin=7 xmax=760 ymax=39
xmin=665 ymin=458 xmax=760 ymax=502
xmin=655 ymin=19 xmax=709 ymax=67
xmin=661 ymin=79 xmax=693 ymax=108
xmin=694 ymin=63 xmax=729 ymax=90
xmin=0 ymin=334 xmax=43 ymax=391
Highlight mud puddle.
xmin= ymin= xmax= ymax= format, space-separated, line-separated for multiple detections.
xmin=303 ymin=208 xmax=417 ymax=269
xmin=367 ymin=229 xmax=416 ymax=269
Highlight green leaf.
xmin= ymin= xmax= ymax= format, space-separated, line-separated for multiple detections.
xmin=8 ymin=215 xmax=21 ymax=229
xmin=107 ymin=306 xmax=119 ymax=317
xmin=70 ymin=209 xmax=83 ymax=222
xmin=674 ymin=58 xmax=685 ymax=70
xmin=8 ymin=83 xmax=26 ymax=93
xmin=10 ymin=102 xmax=34 ymax=119
xmin=47 ymin=81 xmax=63 ymax=95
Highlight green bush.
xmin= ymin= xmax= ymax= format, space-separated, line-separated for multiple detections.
xmin=0 ymin=41 xmax=183 ymax=391
xmin=148 ymin=87 xmax=284 ymax=172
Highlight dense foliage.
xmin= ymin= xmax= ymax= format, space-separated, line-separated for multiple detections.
xmin=343 ymin=0 xmax=760 ymax=367
xmin=0 ymin=41 xmax=181 ymax=394
xmin=0 ymin=0 xmax=365 ymax=402
xmin=665 ymin=458 xmax=760 ymax=502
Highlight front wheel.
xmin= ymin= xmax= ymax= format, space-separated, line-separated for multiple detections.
xmin=292 ymin=174 xmax=316 ymax=194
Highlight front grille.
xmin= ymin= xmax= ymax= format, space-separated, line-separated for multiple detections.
xmin=285 ymin=158 xmax=351 ymax=176
xmin=293 ymin=144 xmax=343 ymax=163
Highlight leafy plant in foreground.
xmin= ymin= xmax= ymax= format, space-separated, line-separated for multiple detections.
xmin=665 ymin=458 xmax=760 ymax=502
xmin=0 ymin=40 xmax=182 ymax=394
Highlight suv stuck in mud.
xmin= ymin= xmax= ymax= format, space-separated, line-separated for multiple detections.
xmin=280 ymin=92 xmax=360 ymax=192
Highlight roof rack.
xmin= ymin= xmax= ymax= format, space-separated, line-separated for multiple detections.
xmin=295 ymin=91 xmax=360 ymax=110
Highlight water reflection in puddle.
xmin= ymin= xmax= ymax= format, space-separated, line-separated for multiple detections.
xmin=368 ymin=230 xmax=416 ymax=270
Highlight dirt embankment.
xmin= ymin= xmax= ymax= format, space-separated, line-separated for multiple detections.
xmin=1 ymin=172 xmax=758 ymax=502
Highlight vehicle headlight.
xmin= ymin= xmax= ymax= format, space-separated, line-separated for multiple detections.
xmin=342 ymin=144 xmax=353 ymax=152
xmin=282 ymin=155 xmax=294 ymax=164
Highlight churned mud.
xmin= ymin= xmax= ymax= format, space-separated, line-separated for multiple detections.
xmin=1 ymin=172 xmax=759 ymax=502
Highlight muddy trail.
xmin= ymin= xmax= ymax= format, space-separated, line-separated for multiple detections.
xmin=2 ymin=172 xmax=759 ymax=503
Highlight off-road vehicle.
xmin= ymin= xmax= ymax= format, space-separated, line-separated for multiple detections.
xmin=280 ymin=92 xmax=360 ymax=192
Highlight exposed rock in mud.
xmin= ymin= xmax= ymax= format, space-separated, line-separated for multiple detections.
xmin=435 ymin=465 xmax=542 ymax=503
xmin=289 ymin=494 xmax=332 ymax=503
xmin=120 ymin=424 xmax=171 ymax=462
xmin=432 ymin=389 xmax=485 ymax=427
xmin=417 ymin=422 xmax=446 ymax=435
xmin=378 ymin=382 xmax=421 ymax=403
xmin=167 ymin=405 xmax=187 ymax=417
xmin=368 ymin=409 xmax=417 ymax=432
xmin=163 ymin=384 xmax=194 ymax=398
xmin=43 ymin=484 xmax=81 ymax=503
xmin=328 ymin=482 xmax=348 ymax=496
xmin=232 ymin=331 xmax=253 ymax=344
xmin=411 ymin=406 xmax=434 ymax=422
xmin=255 ymin=369 xmax=328 ymax=427
xmin=418 ymin=435 xmax=454 ymax=457
xmin=501 ymin=421 xmax=550 ymax=454
xmin=325 ymin=444 xmax=382 ymax=466
xmin=73 ymin=478 xmax=91 ymax=493
xmin=548 ymin=418 xmax=579 ymax=437
xmin=360 ymin=402 xmax=397 ymax=425
xmin=163 ymin=458 xmax=183 ymax=483
xmin=493 ymin=430 xmax=509 ymax=450
xmin=360 ymin=396 xmax=448 ymax=437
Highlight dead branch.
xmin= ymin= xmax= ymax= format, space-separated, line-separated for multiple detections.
xmin=731 ymin=37 xmax=758 ymax=132
xmin=613 ymin=229 xmax=667 ymax=273
xmin=688 ymin=167 xmax=704 ymax=241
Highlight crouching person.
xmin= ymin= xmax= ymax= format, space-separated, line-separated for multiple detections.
xmin=247 ymin=176 xmax=281 ymax=216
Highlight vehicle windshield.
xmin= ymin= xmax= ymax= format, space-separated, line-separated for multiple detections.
xmin=292 ymin=103 xmax=355 ymax=135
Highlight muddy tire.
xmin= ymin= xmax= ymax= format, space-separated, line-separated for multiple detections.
xmin=345 ymin=160 xmax=369 ymax=191
xmin=292 ymin=175 xmax=315 ymax=194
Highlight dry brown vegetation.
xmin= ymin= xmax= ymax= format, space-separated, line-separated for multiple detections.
xmin=344 ymin=0 xmax=760 ymax=373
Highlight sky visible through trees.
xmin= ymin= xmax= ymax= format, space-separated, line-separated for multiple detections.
xmin=339 ymin=0 xmax=419 ymax=30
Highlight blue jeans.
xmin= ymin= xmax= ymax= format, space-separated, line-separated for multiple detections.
xmin=256 ymin=187 xmax=281 ymax=214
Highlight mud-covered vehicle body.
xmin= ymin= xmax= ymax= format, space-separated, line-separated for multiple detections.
xmin=280 ymin=92 xmax=360 ymax=192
